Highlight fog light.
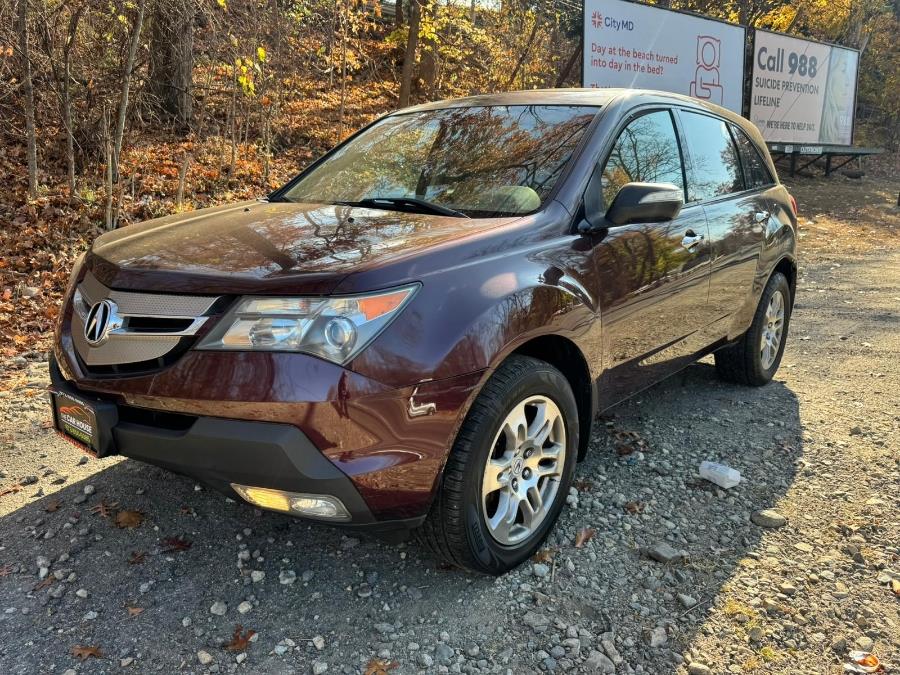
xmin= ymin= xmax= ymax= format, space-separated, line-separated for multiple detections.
xmin=290 ymin=495 xmax=350 ymax=520
xmin=231 ymin=484 xmax=351 ymax=521
xmin=231 ymin=485 xmax=291 ymax=512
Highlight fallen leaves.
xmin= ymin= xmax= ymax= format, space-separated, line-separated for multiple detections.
xmin=70 ymin=645 xmax=102 ymax=660
xmin=89 ymin=499 xmax=119 ymax=518
xmin=364 ymin=658 xmax=399 ymax=675
xmin=128 ymin=551 xmax=147 ymax=565
xmin=33 ymin=576 xmax=55 ymax=591
xmin=623 ymin=500 xmax=645 ymax=514
xmin=127 ymin=606 xmax=144 ymax=618
xmin=224 ymin=625 xmax=256 ymax=652
xmin=115 ymin=510 xmax=145 ymax=529
xmin=574 ymin=527 xmax=596 ymax=548
xmin=0 ymin=564 xmax=14 ymax=577
xmin=161 ymin=536 xmax=192 ymax=553
xmin=612 ymin=429 xmax=650 ymax=456
xmin=0 ymin=483 xmax=23 ymax=498
xmin=44 ymin=499 xmax=62 ymax=513
xmin=572 ymin=478 xmax=594 ymax=492
xmin=532 ymin=548 xmax=556 ymax=563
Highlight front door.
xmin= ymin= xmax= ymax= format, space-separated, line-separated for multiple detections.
xmin=586 ymin=109 xmax=715 ymax=409
xmin=676 ymin=112 xmax=768 ymax=330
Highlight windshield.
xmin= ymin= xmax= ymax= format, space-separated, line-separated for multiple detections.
xmin=281 ymin=105 xmax=599 ymax=217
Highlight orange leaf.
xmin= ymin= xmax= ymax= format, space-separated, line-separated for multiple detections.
xmin=623 ymin=501 xmax=644 ymax=514
xmin=0 ymin=484 xmax=23 ymax=497
xmin=71 ymin=645 xmax=102 ymax=660
xmin=364 ymin=659 xmax=399 ymax=675
xmin=574 ymin=527 xmax=596 ymax=548
xmin=224 ymin=625 xmax=256 ymax=652
xmin=115 ymin=510 xmax=145 ymax=529
xmin=127 ymin=606 xmax=144 ymax=617
xmin=44 ymin=499 xmax=62 ymax=513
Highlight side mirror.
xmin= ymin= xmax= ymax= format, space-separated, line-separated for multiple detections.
xmin=605 ymin=182 xmax=684 ymax=226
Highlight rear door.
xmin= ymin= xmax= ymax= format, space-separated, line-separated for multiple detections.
xmin=676 ymin=110 xmax=767 ymax=332
xmin=589 ymin=109 xmax=715 ymax=407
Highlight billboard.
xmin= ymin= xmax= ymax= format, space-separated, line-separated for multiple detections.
xmin=750 ymin=30 xmax=859 ymax=145
xmin=582 ymin=0 xmax=746 ymax=113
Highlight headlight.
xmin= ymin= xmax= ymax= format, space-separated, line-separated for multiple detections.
xmin=196 ymin=285 xmax=418 ymax=364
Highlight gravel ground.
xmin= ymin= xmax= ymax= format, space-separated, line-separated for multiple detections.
xmin=0 ymin=177 xmax=897 ymax=675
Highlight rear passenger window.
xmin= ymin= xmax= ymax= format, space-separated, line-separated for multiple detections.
xmin=679 ymin=111 xmax=743 ymax=202
xmin=601 ymin=110 xmax=685 ymax=208
xmin=731 ymin=126 xmax=774 ymax=189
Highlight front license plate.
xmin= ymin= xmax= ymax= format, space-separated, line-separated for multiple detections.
xmin=52 ymin=391 xmax=98 ymax=452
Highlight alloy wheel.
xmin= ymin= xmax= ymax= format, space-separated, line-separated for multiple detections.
xmin=760 ymin=289 xmax=785 ymax=370
xmin=481 ymin=395 xmax=566 ymax=545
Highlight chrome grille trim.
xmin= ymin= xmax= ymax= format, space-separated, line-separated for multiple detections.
xmin=72 ymin=272 xmax=221 ymax=367
xmin=78 ymin=272 xmax=218 ymax=317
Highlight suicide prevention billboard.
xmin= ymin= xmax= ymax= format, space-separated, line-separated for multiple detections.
xmin=750 ymin=30 xmax=859 ymax=145
xmin=582 ymin=0 xmax=746 ymax=113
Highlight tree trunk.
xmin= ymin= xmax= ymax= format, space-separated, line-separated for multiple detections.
xmin=505 ymin=19 xmax=540 ymax=90
xmin=418 ymin=2 xmax=438 ymax=96
xmin=554 ymin=36 xmax=583 ymax=88
xmin=339 ymin=0 xmax=347 ymax=139
xmin=398 ymin=0 xmax=421 ymax=107
xmin=62 ymin=7 xmax=83 ymax=196
xmin=112 ymin=1 xmax=145 ymax=185
xmin=16 ymin=0 xmax=39 ymax=199
xmin=395 ymin=0 xmax=403 ymax=27
xmin=148 ymin=0 xmax=194 ymax=129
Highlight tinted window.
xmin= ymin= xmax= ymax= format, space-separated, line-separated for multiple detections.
xmin=731 ymin=125 xmax=774 ymax=189
xmin=283 ymin=105 xmax=599 ymax=216
xmin=680 ymin=111 xmax=743 ymax=201
xmin=601 ymin=110 xmax=684 ymax=208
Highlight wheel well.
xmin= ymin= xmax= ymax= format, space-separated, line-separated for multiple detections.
xmin=773 ymin=257 xmax=797 ymax=302
xmin=512 ymin=335 xmax=593 ymax=461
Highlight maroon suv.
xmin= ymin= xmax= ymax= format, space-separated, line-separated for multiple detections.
xmin=50 ymin=89 xmax=797 ymax=573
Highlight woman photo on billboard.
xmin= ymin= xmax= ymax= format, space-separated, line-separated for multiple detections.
xmin=819 ymin=48 xmax=857 ymax=145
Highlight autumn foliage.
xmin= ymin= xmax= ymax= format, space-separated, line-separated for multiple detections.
xmin=1 ymin=0 xmax=897 ymax=360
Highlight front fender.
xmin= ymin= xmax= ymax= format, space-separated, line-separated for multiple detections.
xmin=350 ymin=234 xmax=601 ymax=390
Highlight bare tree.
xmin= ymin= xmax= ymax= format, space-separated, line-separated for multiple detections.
xmin=112 ymin=1 xmax=146 ymax=186
xmin=398 ymin=0 xmax=421 ymax=107
xmin=16 ymin=0 xmax=38 ymax=198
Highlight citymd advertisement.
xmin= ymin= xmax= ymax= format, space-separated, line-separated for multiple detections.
xmin=750 ymin=30 xmax=859 ymax=145
xmin=582 ymin=0 xmax=745 ymax=113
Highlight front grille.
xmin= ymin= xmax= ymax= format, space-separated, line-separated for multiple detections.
xmin=71 ymin=271 xmax=222 ymax=373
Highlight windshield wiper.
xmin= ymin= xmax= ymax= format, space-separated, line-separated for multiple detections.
xmin=333 ymin=197 xmax=470 ymax=219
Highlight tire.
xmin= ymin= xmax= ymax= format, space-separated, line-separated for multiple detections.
xmin=715 ymin=271 xmax=792 ymax=386
xmin=415 ymin=355 xmax=579 ymax=574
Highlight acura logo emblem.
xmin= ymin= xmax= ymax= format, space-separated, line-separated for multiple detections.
xmin=84 ymin=299 xmax=122 ymax=346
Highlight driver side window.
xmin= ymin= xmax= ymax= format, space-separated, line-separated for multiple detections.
xmin=601 ymin=110 xmax=685 ymax=208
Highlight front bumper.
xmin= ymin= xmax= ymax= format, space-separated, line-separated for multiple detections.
xmin=50 ymin=344 xmax=485 ymax=526
xmin=49 ymin=356 xmax=384 ymax=525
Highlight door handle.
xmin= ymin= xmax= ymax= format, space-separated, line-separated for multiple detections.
xmin=681 ymin=231 xmax=704 ymax=250
xmin=754 ymin=211 xmax=770 ymax=223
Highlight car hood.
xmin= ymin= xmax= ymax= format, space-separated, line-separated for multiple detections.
xmin=88 ymin=200 xmax=520 ymax=295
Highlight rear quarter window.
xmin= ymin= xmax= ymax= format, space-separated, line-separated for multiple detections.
xmin=731 ymin=125 xmax=775 ymax=189
xmin=679 ymin=111 xmax=743 ymax=202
